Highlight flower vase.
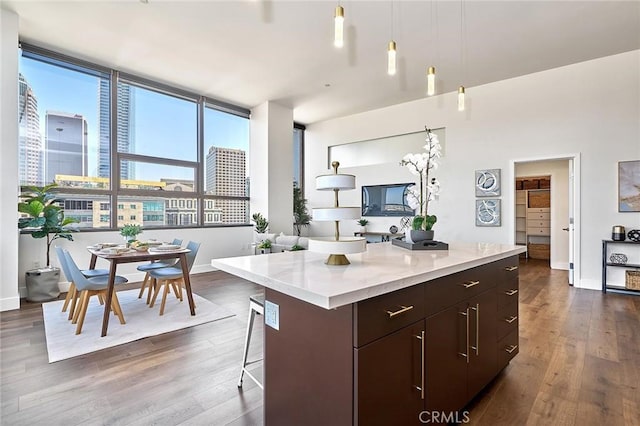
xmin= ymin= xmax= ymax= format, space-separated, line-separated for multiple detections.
xmin=405 ymin=229 xmax=434 ymax=243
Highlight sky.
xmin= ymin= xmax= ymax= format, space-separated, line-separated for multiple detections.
xmin=20 ymin=54 xmax=250 ymax=183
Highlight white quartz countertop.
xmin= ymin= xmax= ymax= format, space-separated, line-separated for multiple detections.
xmin=211 ymin=242 xmax=526 ymax=309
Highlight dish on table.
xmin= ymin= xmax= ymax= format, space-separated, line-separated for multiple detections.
xmin=88 ymin=242 xmax=120 ymax=250
xmin=151 ymin=244 xmax=182 ymax=251
xmin=99 ymin=247 xmax=133 ymax=255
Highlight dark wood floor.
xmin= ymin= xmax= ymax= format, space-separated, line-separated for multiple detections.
xmin=2 ymin=259 xmax=639 ymax=425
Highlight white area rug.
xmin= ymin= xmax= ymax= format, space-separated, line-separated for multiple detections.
xmin=42 ymin=289 xmax=234 ymax=363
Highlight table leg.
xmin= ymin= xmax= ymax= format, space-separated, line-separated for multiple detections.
xmin=89 ymin=253 xmax=97 ymax=269
xmin=180 ymin=253 xmax=196 ymax=316
xmin=101 ymin=260 xmax=118 ymax=337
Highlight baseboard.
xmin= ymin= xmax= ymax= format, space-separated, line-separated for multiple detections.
xmin=0 ymin=296 xmax=21 ymax=312
xmin=550 ymin=261 xmax=569 ymax=271
xmin=575 ymin=278 xmax=601 ymax=291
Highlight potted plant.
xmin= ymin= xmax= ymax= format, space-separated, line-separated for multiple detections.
xmin=257 ymin=239 xmax=272 ymax=255
xmin=252 ymin=212 xmax=269 ymax=234
xmin=400 ymin=127 xmax=441 ymax=243
xmin=357 ymin=218 xmax=369 ymax=233
xmin=18 ymin=183 xmax=78 ymax=302
xmin=293 ymin=182 xmax=311 ymax=236
xmin=120 ymin=223 xmax=142 ymax=246
xmin=290 ymin=244 xmax=305 ymax=251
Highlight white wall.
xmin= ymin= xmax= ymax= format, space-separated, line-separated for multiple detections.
xmin=249 ymin=101 xmax=294 ymax=235
xmin=515 ymin=160 xmax=570 ymax=270
xmin=305 ymin=50 xmax=640 ymax=291
xmin=18 ymin=227 xmax=254 ymax=297
xmin=0 ymin=9 xmax=21 ymax=311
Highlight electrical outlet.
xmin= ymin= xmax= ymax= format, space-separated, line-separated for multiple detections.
xmin=264 ymin=300 xmax=279 ymax=330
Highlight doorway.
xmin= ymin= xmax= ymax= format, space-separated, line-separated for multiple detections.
xmin=511 ymin=155 xmax=580 ymax=286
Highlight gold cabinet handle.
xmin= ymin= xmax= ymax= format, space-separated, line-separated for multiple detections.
xmin=458 ymin=308 xmax=470 ymax=363
xmin=504 ymin=315 xmax=518 ymax=324
xmin=470 ymin=303 xmax=479 ymax=356
xmin=414 ymin=331 xmax=425 ymax=400
xmin=504 ymin=266 xmax=518 ymax=271
xmin=504 ymin=289 xmax=519 ymax=296
xmin=460 ymin=280 xmax=480 ymax=289
xmin=505 ymin=344 xmax=519 ymax=354
xmin=385 ymin=305 xmax=414 ymax=318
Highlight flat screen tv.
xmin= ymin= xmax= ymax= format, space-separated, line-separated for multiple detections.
xmin=362 ymin=183 xmax=415 ymax=217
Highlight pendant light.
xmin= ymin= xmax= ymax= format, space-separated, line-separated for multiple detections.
xmin=388 ymin=41 xmax=397 ymax=75
xmin=458 ymin=0 xmax=467 ymax=111
xmin=427 ymin=66 xmax=436 ymax=96
xmin=334 ymin=5 xmax=344 ymax=48
xmin=426 ymin=1 xmax=437 ymax=96
xmin=388 ymin=2 xmax=397 ymax=76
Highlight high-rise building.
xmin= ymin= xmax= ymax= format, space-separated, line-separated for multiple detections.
xmin=18 ymin=74 xmax=43 ymax=186
xmin=44 ymin=111 xmax=88 ymax=184
xmin=205 ymin=146 xmax=247 ymax=223
xmin=98 ymin=81 xmax=134 ymax=179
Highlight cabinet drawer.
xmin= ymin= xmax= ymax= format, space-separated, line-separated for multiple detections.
xmin=527 ymin=226 xmax=550 ymax=236
xmin=498 ymin=283 xmax=519 ymax=308
xmin=497 ymin=303 xmax=518 ymax=340
xmin=425 ymin=265 xmax=493 ymax=317
xmin=526 ymin=219 xmax=550 ymax=228
xmin=354 ymin=284 xmax=425 ymax=347
xmin=528 ymin=212 xmax=550 ymax=220
xmin=498 ymin=328 xmax=519 ymax=370
xmin=527 ymin=207 xmax=550 ymax=214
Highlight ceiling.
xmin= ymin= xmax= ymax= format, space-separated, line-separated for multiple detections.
xmin=3 ymin=0 xmax=639 ymax=125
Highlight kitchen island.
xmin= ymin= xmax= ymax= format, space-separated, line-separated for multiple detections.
xmin=212 ymin=241 xmax=526 ymax=425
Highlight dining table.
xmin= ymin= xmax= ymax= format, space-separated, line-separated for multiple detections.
xmin=87 ymin=246 xmax=195 ymax=337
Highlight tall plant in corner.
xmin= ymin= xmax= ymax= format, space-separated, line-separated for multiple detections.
xmin=18 ymin=183 xmax=78 ymax=267
xmin=293 ymin=182 xmax=311 ymax=236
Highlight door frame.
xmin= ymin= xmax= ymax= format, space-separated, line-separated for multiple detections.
xmin=509 ymin=153 xmax=581 ymax=286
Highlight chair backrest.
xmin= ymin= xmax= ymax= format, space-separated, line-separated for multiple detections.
xmin=172 ymin=238 xmax=183 ymax=246
xmin=184 ymin=241 xmax=201 ymax=272
xmin=55 ymin=246 xmax=73 ymax=283
xmin=62 ymin=249 xmax=103 ymax=292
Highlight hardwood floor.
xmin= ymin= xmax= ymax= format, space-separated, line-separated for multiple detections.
xmin=1 ymin=259 xmax=639 ymax=425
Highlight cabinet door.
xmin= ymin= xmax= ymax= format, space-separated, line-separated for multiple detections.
xmin=467 ymin=290 xmax=498 ymax=399
xmin=425 ymin=304 xmax=468 ymax=413
xmin=355 ymin=321 xmax=425 ymax=426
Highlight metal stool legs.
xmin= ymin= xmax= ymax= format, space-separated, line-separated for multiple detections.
xmin=238 ymin=294 xmax=264 ymax=389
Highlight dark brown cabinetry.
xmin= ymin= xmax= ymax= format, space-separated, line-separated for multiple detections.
xmin=264 ymin=256 xmax=520 ymax=425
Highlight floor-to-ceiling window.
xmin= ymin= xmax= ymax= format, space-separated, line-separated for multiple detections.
xmin=18 ymin=44 xmax=250 ymax=229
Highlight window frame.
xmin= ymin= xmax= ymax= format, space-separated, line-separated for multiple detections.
xmin=19 ymin=43 xmax=252 ymax=231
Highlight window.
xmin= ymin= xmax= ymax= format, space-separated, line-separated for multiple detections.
xmin=18 ymin=44 xmax=251 ymax=230
xmin=19 ymin=51 xmax=109 ymax=189
xmin=293 ymin=125 xmax=305 ymax=191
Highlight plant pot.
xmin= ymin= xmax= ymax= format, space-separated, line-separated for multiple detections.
xmin=359 ymin=226 xmax=367 ymax=233
xmin=25 ymin=267 xmax=61 ymax=302
xmin=405 ymin=229 xmax=434 ymax=243
xmin=258 ymin=248 xmax=271 ymax=255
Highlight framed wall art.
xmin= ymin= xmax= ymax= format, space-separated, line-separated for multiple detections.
xmin=619 ymin=160 xmax=640 ymax=212
xmin=476 ymin=199 xmax=501 ymax=227
xmin=475 ymin=169 xmax=501 ymax=197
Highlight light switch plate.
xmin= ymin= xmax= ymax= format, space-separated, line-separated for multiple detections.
xmin=264 ymin=300 xmax=279 ymax=330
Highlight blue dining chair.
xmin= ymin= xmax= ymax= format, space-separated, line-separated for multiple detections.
xmin=55 ymin=246 xmax=110 ymax=320
xmin=137 ymin=238 xmax=183 ymax=304
xmin=148 ymin=241 xmax=200 ymax=316
xmin=62 ymin=249 xmax=128 ymax=335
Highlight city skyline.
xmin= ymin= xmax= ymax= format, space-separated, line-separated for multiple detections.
xmin=19 ymin=53 xmax=250 ymax=184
